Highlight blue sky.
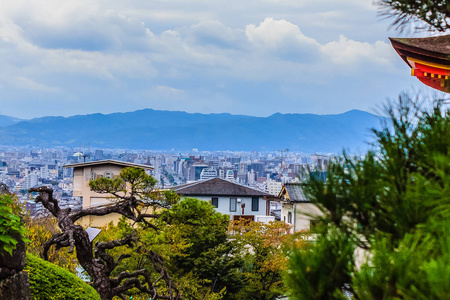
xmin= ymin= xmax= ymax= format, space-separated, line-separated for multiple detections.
xmin=0 ymin=0 xmax=432 ymax=119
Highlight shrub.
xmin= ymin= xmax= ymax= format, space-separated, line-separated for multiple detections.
xmin=0 ymin=194 xmax=27 ymax=255
xmin=24 ymin=254 xmax=101 ymax=300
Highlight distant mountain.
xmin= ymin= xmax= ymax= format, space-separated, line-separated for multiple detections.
xmin=0 ymin=115 xmax=22 ymax=127
xmin=0 ymin=109 xmax=382 ymax=153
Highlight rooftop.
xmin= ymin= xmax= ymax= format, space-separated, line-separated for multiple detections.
xmin=63 ymin=159 xmax=154 ymax=170
xmin=278 ymin=183 xmax=308 ymax=202
xmin=173 ymin=177 xmax=271 ymax=197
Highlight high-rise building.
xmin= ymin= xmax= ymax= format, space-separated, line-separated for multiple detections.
xmin=200 ymin=167 xmax=217 ymax=180
xmin=226 ymin=170 xmax=235 ymax=181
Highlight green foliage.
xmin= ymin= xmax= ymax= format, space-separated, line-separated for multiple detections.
xmin=157 ymin=198 xmax=242 ymax=299
xmin=94 ymin=198 xmax=239 ymax=300
xmin=0 ymin=194 xmax=28 ymax=255
xmin=89 ymin=167 xmax=179 ymax=208
xmin=89 ymin=167 xmax=156 ymax=197
xmin=25 ymin=254 xmax=101 ymax=300
xmin=377 ymin=0 xmax=450 ymax=32
xmin=286 ymin=95 xmax=450 ymax=299
xmin=285 ymin=228 xmax=355 ymax=300
xmin=229 ymin=220 xmax=300 ymax=300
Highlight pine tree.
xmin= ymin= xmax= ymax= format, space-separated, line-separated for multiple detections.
xmin=285 ymin=94 xmax=450 ymax=299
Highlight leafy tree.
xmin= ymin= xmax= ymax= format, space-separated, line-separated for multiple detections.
xmin=95 ymin=197 xmax=242 ymax=300
xmin=151 ymin=197 xmax=243 ymax=299
xmin=230 ymin=220 xmax=303 ymax=300
xmin=285 ymin=94 xmax=450 ymax=299
xmin=0 ymin=185 xmax=28 ymax=256
xmin=377 ymin=0 xmax=450 ymax=32
xmin=28 ymin=167 xmax=180 ymax=300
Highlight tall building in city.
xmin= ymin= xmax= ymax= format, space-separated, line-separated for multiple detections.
xmin=267 ymin=180 xmax=282 ymax=196
xmin=226 ymin=170 xmax=235 ymax=181
xmin=200 ymin=167 xmax=217 ymax=180
xmin=23 ymin=174 xmax=39 ymax=190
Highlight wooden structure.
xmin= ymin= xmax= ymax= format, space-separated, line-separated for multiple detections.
xmin=390 ymin=35 xmax=450 ymax=93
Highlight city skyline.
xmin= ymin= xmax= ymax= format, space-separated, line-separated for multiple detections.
xmin=0 ymin=0 xmax=431 ymax=119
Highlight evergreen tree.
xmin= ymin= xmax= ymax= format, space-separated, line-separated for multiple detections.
xmin=285 ymin=94 xmax=450 ymax=299
xmin=377 ymin=0 xmax=450 ymax=32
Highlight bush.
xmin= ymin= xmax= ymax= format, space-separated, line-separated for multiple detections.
xmin=24 ymin=254 xmax=101 ymax=300
xmin=0 ymin=194 xmax=27 ymax=255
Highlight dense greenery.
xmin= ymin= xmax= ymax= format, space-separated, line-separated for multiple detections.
xmin=25 ymin=254 xmax=101 ymax=300
xmin=0 ymin=194 xmax=28 ymax=255
xmin=96 ymin=198 xmax=299 ymax=300
xmin=285 ymin=95 xmax=450 ymax=299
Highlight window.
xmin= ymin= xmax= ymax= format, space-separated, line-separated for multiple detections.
xmin=288 ymin=212 xmax=292 ymax=224
xmin=90 ymin=172 xmax=96 ymax=180
xmin=104 ymin=171 xmax=112 ymax=179
xmin=230 ymin=198 xmax=237 ymax=212
xmin=251 ymin=197 xmax=259 ymax=211
xmin=211 ymin=197 xmax=218 ymax=208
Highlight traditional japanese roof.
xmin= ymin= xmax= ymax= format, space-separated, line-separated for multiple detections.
xmin=278 ymin=183 xmax=308 ymax=203
xmin=390 ymin=35 xmax=450 ymax=93
xmin=173 ymin=178 xmax=271 ymax=197
xmin=63 ymin=159 xmax=153 ymax=170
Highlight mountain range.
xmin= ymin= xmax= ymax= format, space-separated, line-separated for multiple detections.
xmin=0 ymin=109 xmax=382 ymax=153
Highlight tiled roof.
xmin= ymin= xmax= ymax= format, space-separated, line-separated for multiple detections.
xmin=284 ymin=183 xmax=308 ymax=202
xmin=390 ymin=35 xmax=450 ymax=57
xmin=173 ymin=178 xmax=271 ymax=197
xmin=63 ymin=159 xmax=153 ymax=169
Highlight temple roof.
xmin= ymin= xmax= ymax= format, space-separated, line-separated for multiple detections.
xmin=390 ymin=35 xmax=450 ymax=57
xmin=390 ymin=34 xmax=450 ymax=93
xmin=390 ymin=35 xmax=450 ymax=68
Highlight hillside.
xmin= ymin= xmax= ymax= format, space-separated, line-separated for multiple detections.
xmin=0 ymin=109 xmax=381 ymax=153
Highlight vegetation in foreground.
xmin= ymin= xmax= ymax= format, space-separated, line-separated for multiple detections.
xmin=286 ymin=95 xmax=450 ymax=299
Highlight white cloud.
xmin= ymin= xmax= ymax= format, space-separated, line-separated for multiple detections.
xmin=0 ymin=0 xmax=415 ymax=119
xmin=5 ymin=76 xmax=60 ymax=93
xmin=321 ymin=35 xmax=395 ymax=66
xmin=246 ymin=17 xmax=320 ymax=51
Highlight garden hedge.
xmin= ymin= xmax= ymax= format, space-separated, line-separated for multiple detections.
xmin=24 ymin=254 xmax=100 ymax=300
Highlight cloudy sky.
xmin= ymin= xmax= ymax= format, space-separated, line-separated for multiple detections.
xmin=0 ymin=0 xmax=430 ymax=119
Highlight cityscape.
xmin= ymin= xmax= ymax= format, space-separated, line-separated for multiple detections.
xmin=0 ymin=145 xmax=336 ymax=216
xmin=0 ymin=1 xmax=448 ymax=300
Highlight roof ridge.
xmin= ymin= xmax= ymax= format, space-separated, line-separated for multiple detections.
xmin=174 ymin=177 xmax=217 ymax=191
xmin=63 ymin=159 xmax=153 ymax=169
xmin=174 ymin=177 xmax=271 ymax=196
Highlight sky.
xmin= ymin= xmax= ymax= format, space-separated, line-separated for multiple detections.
xmin=0 ymin=0 xmax=432 ymax=119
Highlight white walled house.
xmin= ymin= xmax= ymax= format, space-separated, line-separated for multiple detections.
xmin=278 ymin=183 xmax=322 ymax=232
xmin=173 ymin=177 xmax=273 ymax=221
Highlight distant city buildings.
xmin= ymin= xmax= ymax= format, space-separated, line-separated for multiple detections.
xmin=0 ymin=145 xmax=341 ymax=218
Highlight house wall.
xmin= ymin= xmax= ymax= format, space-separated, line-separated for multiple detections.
xmin=281 ymin=202 xmax=322 ymax=232
xmin=182 ymin=195 xmax=268 ymax=218
xmin=72 ymin=164 xmax=131 ymax=228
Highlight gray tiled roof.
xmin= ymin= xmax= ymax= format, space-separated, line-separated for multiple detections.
xmin=285 ymin=183 xmax=308 ymax=202
xmin=63 ymin=159 xmax=153 ymax=170
xmin=173 ymin=178 xmax=271 ymax=197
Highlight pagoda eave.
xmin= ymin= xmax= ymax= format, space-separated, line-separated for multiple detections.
xmin=390 ymin=35 xmax=450 ymax=93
